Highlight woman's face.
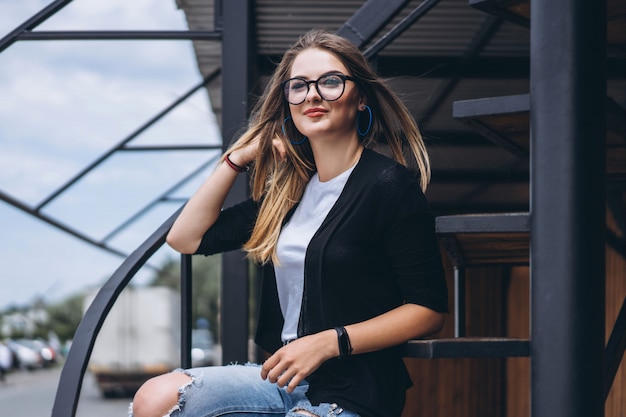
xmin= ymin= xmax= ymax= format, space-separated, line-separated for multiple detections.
xmin=287 ymin=48 xmax=363 ymax=143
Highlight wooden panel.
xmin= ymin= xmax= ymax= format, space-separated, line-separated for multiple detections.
xmin=605 ymin=232 xmax=626 ymax=416
xmin=403 ymin=357 xmax=507 ymax=417
xmin=403 ymin=264 xmax=515 ymax=416
xmin=505 ymin=266 xmax=530 ymax=417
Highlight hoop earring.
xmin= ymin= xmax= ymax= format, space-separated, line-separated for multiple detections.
xmin=357 ymin=105 xmax=373 ymax=136
xmin=282 ymin=116 xmax=307 ymax=145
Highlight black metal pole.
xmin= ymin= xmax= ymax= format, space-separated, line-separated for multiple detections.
xmin=530 ymin=0 xmax=606 ymax=416
xmin=0 ymin=0 xmax=73 ymax=53
xmin=16 ymin=30 xmax=221 ymax=41
xmin=454 ymin=266 xmax=466 ymax=338
xmin=181 ymin=254 xmax=193 ymax=369
xmin=219 ymin=0 xmax=253 ymax=364
xmin=363 ymin=0 xmax=441 ymax=59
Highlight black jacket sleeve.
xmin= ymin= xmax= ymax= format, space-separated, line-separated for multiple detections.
xmin=195 ymin=198 xmax=260 ymax=256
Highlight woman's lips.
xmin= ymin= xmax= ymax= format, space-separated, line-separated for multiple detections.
xmin=304 ymin=108 xmax=327 ymax=117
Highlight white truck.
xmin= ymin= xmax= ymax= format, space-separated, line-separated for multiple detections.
xmin=84 ymin=286 xmax=180 ymax=397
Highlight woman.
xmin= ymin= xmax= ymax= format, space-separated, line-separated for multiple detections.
xmin=131 ymin=29 xmax=448 ymax=417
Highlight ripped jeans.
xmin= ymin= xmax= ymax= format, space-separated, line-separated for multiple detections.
xmin=129 ymin=363 xmax=360 ymax=417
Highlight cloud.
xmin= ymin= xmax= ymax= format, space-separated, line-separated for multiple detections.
xmin=0 ymin=0 xmax=188 ymax=32
xmin=0 ymin=0 xmax=221 ymax=310
xmin=41 ymin=0 xmax=189 ymax=30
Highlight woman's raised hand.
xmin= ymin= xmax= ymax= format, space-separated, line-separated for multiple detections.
xmin=230 ymin=135 xmax=286 ymax=167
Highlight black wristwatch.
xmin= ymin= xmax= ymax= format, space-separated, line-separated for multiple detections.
xmin=334 ymin=326 xmax=353 ymax=359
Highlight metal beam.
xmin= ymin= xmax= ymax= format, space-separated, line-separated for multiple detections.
xmin=363 ymin=0 xmax=442 ymax=59
xmin=419 ymin=15 xmax=503 ymax=127
xmin=431 ymin=170 xmax=528 ymax=183
xmin=101 ymin=155 xmax=221 ymax=243
xmin=220 ymin=0 xmax=253 ymax=364
xmin=336 ymin=0 xmax=411 ymax=48
xmin=530 ymin=0 xmax=606 ymax=416
xmin=0 ymin=189 xmax=126 ymax=258
xmin=403 ymin=337 xmax=530 ymax=358
xmin=16 ymin=30 xmax=221 ymax=41
xmin=36 ymin=69 xmax=221 ymax=211
xmin=0 ymin=0 xmax=73 ymax=53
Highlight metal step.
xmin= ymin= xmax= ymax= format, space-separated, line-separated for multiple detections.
xmin=403 ymin=337 xmax=530 ymax=358
xmin=453 ymin=94 xmax=626 ymax=176
xmin=436 ymin=212 xmax=530 ymax=267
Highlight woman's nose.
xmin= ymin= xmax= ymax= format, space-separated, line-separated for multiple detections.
xmin=306 ymin=84 xmax=322 ymax=102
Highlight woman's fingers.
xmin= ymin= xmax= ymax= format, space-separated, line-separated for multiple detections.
xmin=276 ymin=367 xmax=299 ymax=389
xmin=284 ymin=372 xmax=304 ymax=393
xmin=260 ymin=354 xmax=279 ymax=380
xmin=272 ymin=136 xmax=287 ymax=160
xmin=263 ymin=354 xmax=301 ymax=392
xmin=261 ymin=335 xmax=330 ymax=392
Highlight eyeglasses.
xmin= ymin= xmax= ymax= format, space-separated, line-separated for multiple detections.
xmin=282 ymin=73 xmax=357 ymax=105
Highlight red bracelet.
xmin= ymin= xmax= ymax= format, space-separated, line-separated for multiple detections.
xmin=224 ymin=153 xmax=249 ymax=173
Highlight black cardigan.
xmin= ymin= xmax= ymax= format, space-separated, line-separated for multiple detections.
xmin=197 ymin=149 xmax=448 ymax=417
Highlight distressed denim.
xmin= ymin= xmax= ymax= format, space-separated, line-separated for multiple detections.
xmin=129 ymin=363 xmax=360 ymax=417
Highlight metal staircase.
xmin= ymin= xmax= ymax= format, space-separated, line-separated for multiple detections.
xmin=0 ymin=0 xmax=623 ymax=416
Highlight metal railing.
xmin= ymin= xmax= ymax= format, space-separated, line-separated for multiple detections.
xmin=50 ymin=209 xmax=192 ymax=417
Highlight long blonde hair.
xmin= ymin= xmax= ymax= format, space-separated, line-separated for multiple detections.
xmin=225 ymin=29 xmax=431 ymax=265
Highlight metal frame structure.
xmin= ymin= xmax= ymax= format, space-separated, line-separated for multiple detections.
xmin=530 ymin=0 xmax=607 ymax=416
xmin=219 ymin=0 xmax=254 ymax=365
xmin=0 ymin=1 xmax=622 ymax=416
xmin=0 ymin=1 xmax=224 ymax=259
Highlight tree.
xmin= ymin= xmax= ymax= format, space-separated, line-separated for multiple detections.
xmin=45 ymin=293 xmax=84 ymax=343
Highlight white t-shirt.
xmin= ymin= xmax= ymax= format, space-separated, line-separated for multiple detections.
xmin=275 ymin=165 xmax=355 ymax=342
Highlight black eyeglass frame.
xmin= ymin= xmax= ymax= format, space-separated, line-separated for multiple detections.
xmin=282 ymin=73 xmax=358 ymax=105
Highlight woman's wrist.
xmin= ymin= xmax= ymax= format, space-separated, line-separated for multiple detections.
xmin=224 ymin=152 xmax=249 ymax=173
xmin=313 ymin=329 xmax=341 ymax=360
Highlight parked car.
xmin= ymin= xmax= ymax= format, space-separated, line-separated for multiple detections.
xmin=0 ymin=341 xmax=12 ymax=380
xmin=6 ymin=339 xmax=42 ymax=370
xmin=191 ymin=328 xmax=215 ymax=367
xmin=14 ymin=339 xmax=57 ymax=367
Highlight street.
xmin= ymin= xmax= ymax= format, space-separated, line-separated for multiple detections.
xmin=0 ymin=365 xmax=130 ymax=417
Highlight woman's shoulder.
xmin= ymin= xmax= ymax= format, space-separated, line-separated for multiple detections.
xmin=359 ymin=148 xmax=422 ymax=191
xmin=354 ymin=149 xmax=430 ymax=218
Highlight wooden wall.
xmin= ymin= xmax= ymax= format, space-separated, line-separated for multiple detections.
xmin=402 ymin=236 xmax=625 ymax=417
xmin=605 ymin=206 xmax=626 ymax=416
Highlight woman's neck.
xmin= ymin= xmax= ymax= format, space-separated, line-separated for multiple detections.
xmin=311 ymin=138 xmax=364 ymax=182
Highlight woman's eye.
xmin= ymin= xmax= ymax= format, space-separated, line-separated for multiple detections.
xmin=320 ymin=76 xmax=342 ymax=87
xmin=290 ymin=81 xmax=307 ymax=91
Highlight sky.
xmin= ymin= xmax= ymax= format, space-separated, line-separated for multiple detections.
xmin=0 ymin=0 xmax=223 ymax=310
